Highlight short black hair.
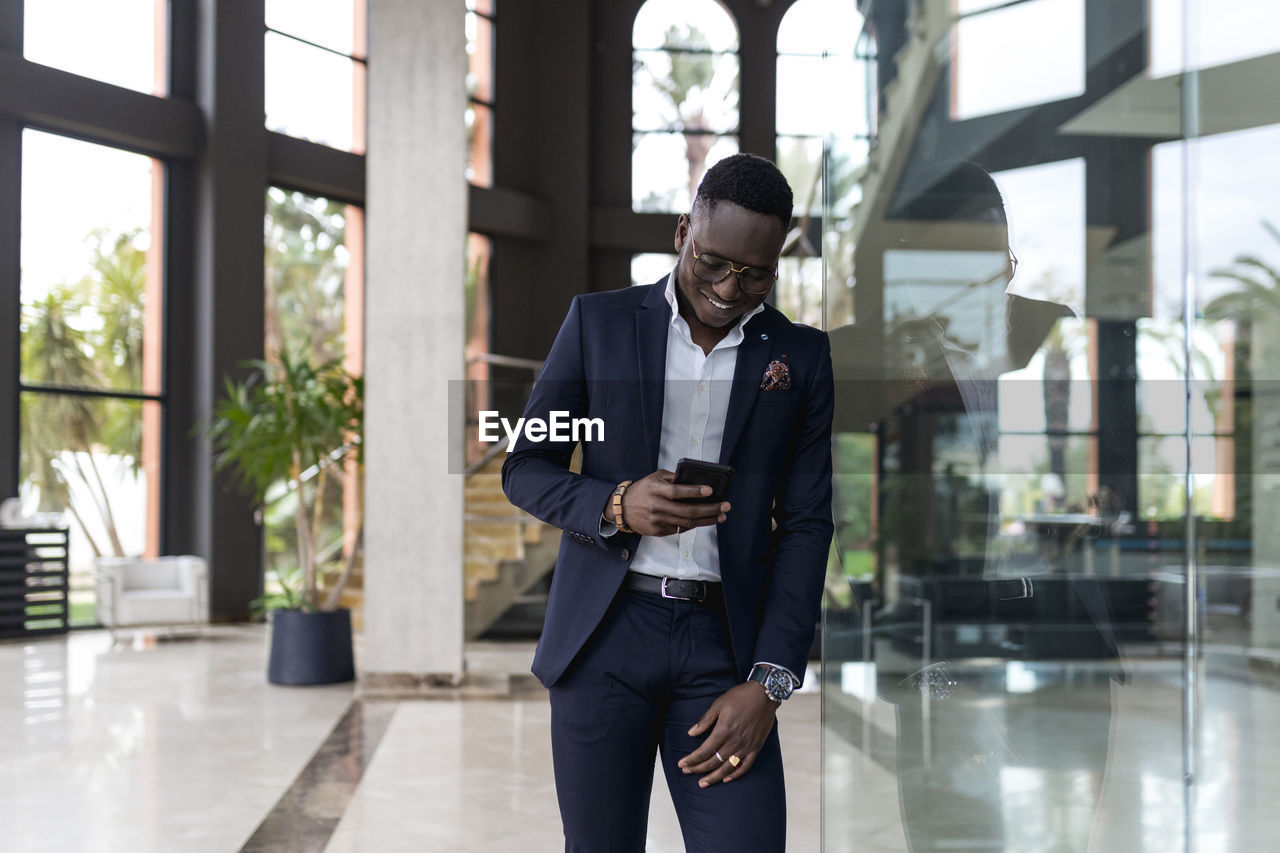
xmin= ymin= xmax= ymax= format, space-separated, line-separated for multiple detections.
xmin=693 ymin=153 xmax=793 ymax=228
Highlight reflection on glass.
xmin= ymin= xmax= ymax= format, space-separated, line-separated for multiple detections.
xmin=993 ymin=159 xmax=1085 ymax=316
xmin=466 ymin=11 xmax=495 ymax=103
xmin=20 ymin=131 xmax=161 ymax=396
xmin=952 ymin=0 xmax=1085 ymax=120
xmin=23 ymin=0 xmax=162 ymax=95
xmin=18 ymin=395 xmax=158 ymax=627
xmin=267 ymin=0 xmax=359 ymax=56
xmin=1149 ymin=0 xmax=1280 ymax=76
xmin=631 ymin=254 xmax=679 ymax=288
xmin=632 ymin=133 xmax=738 ymax=213
xmin=265 ymin=31 xmax=359 ymax=151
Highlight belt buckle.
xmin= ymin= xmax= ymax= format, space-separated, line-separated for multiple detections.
xmin=660 ymin=577 xmax=694 ymax=601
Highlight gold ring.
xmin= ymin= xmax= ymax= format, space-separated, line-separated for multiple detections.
xmin=728 ymin=754 xmax=741 ymax=768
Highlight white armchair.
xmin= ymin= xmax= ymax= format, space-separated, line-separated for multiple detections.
xmin=95 ymin=556 xmax=209 ymax=639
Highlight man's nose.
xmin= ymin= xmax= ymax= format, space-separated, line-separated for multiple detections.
xmin=713 ymin=271 xmax=744 ymax=300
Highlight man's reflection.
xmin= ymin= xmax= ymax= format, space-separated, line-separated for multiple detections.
xmin=829 ymin=161 xmax=1125 ymax=852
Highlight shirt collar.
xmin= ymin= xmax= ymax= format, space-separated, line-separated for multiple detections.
xmin=663 ymin=267 xmax=765 ymax=349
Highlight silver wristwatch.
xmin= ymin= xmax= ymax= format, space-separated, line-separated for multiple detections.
xmin=747 ymin=664 xmax=794 ymax=703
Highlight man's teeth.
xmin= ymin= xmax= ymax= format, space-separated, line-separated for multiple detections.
xmin=705 ymin=294 xmax=732 ymax=310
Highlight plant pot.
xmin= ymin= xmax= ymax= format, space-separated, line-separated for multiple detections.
xmin=267 ymin=608 xmax=355 ymax=685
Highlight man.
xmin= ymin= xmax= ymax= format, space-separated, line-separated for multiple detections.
xmin=502 ymin=153 xmax=834 ymax=852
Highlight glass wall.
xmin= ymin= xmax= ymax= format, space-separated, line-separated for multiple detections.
xmin=17 ymin=131 xmax=164 ymax=627
xmin=820 ymin=1 xmax=1280 ymax=850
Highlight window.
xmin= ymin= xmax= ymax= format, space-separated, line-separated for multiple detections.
xmin=18 ymin=131 xmax=165 ymax=626
xmin=24 ymin=0 xmax=165 ymax=95
xmin=632 ymin=0 xmax=740 ymax=213
xmin=467 ymin=0 xmax=496 ymax=185
xmin=265 ymin=0 xmax=368 ymax=152
xmin=262 ymin=188 xmax=363 ymax=594
xmin=776 ymin=0 xmax=869 ymax=327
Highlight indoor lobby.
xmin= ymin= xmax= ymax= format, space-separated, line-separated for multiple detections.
xmin=2 ymin=1 xmax=1279 ymax=851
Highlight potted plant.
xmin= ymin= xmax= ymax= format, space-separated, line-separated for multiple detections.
xmin=206 ymin=352 xmax=363 ymax=685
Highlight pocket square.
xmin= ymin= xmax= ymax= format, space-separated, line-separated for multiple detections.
xmin=760 ymin=355 xmax=791 ymax=390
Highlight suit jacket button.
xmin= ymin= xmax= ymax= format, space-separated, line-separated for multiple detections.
xmin=621 ymin=548 xmax=630 ymax=560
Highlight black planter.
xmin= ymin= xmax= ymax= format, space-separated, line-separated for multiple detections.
xmin=267 ymin=608 xmax=355 ymax=685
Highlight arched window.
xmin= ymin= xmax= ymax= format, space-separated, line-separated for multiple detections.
xmin=632 ymin=0 xmax=740 ymax=213
xmin=776 ymin=0 xmax=868 ymax=326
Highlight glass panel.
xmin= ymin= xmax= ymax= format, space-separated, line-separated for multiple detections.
xmin=20 ymin=131 xmax=162 ymax=396
xmin=777 ymin=53 xmax=865 ymax=140
xmin=820 ymin=1 xmax=1230 ymax=848
xmin=18 ymin=394 xmax=159 ymax=627
xmin=467 ymin=102 xmax=494 ymax=186
xmin=633 ymin=50 xmax=740 ymax=134
xmin=777 ymin=256 xmax=823 ymax=327
xmin=265 ymin=31 xmax=359 ymax=151
xmin=632 ymin=132 xmax=738 ymax=213
xmin=267 ymin=0 xmax=359 ymax=56
xmin=777 ymin=0 xmax=860 ymax=56
xmin=24 ymin=0 xmax=163 ymax=95
xmin=1150 ymin=0 xmax=1280 ymax=77
xmin=631 ymin=254 xmax=678 ymax=288
xmin=466 ymin=11 xmax=495 ymax=103
xmin=953 ymin=0 xmax=1085 ymax=120
xmin=264 ymin=188 xmax=353 ymax=368
xmin=633 ymin=0 xmax=738 ymax=52
xmin=778 ymin=136 xmax=823 ymax=216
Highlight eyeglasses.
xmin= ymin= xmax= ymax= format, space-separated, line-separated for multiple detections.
xmin=689 ymin=236 xmax=778 ymax=295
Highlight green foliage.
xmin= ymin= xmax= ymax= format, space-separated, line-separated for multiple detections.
xmin=205 ymin=351 xmax=362 ymax=612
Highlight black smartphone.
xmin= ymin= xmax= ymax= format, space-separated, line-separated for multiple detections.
xmin=673 ymin=458 xmax=734 ymax=503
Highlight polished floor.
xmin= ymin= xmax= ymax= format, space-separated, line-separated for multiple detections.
xmin=2 ymin=627 xmax=1276 ymax=852
xmin=0 ymin=627 xmax=820 ymax=852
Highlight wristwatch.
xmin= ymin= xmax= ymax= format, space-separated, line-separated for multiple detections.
xmin=747 ymin=664 xmax=795 ymax=704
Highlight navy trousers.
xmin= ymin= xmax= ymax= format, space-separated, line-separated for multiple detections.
xmin=547 ymin=584 xmax=787 ymax=852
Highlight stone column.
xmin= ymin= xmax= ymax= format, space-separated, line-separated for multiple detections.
xmin=363 ymin=0 xmax=466 ymax=689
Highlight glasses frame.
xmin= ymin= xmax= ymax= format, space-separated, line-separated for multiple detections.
xmin=689 ymin=236 xmax=778 ymax=295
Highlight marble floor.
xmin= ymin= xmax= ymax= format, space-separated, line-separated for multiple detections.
xmin=1 ymin=627 xmax=1276 ymax=852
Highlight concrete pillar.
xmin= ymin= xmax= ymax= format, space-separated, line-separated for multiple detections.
xmin=363 ymin=0 xmax=467 ymax=688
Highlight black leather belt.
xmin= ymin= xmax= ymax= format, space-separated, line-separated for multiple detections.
xmin=624 ymin=571 xmax=721 ymax=604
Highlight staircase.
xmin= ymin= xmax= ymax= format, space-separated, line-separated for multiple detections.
xmin=463 ymin=455 xmax=558 ymax=639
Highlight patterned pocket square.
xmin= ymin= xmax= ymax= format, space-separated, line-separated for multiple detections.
xmin=760 ymin=355 xmax=791 ymax=390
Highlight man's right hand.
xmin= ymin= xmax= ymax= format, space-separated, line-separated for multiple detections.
xmin=606 ymin=470 xmax=729 ymax=537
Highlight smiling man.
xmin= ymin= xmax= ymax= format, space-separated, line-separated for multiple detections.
xmin=502 ymin=153 xmax=834 ymax=852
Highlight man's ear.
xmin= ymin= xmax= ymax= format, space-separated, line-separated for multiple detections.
xmin=674 ymin=213 xmax=690 ymax=253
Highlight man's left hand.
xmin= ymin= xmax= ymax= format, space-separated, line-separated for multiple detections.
xmin=677 ymin=682 xmax=779 ymax=787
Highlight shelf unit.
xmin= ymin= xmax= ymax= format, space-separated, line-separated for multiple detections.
xmin=0 ymin=527 xmax=71 ymax=640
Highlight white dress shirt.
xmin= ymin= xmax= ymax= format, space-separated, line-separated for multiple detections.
xmin=625 ymin=271 xmax=764 ymax=582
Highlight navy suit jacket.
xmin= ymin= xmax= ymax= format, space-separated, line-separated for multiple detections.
xmin=502 ymin=278 xmax=834 ymax=688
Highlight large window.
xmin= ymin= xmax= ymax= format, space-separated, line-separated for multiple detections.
xmin=265 ymin=0 xmax=368 ymax=152
xmin=466 ymin=0 xmax=496 ymax=186
xmin=18 ymin=131 xmax=165 ymax=626
xmin=777 ymin=0 xmax=869 ymax=328
xmin=632 ymin=0 xmax=739 ymax=213
xmin=23 ymin=0 xmax=165 ymax=95
xmin=262 ymin=188 xmax=363 ymax=601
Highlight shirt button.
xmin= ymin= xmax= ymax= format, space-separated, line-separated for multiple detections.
xmin=682 ymin=550 xmax=690 ymax=558
xmin=698 ymin=383 xmax=705 ymax=391
xmin=691 ymin=439 xmax=699 ymax=446
xmin=621 ymin=548 xmax=630 ymax=560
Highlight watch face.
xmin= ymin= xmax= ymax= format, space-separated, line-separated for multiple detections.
xmin=765 ymin=669 xmax=793 ymax=700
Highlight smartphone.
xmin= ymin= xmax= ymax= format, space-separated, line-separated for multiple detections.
xmin=673 ymin=458 xmax=734 ymax=503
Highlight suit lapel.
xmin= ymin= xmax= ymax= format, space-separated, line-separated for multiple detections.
xmin=636 ymin=280 xmax=671 ymax=470
xmin=718 ymin=310 xmax=777 ymax=466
